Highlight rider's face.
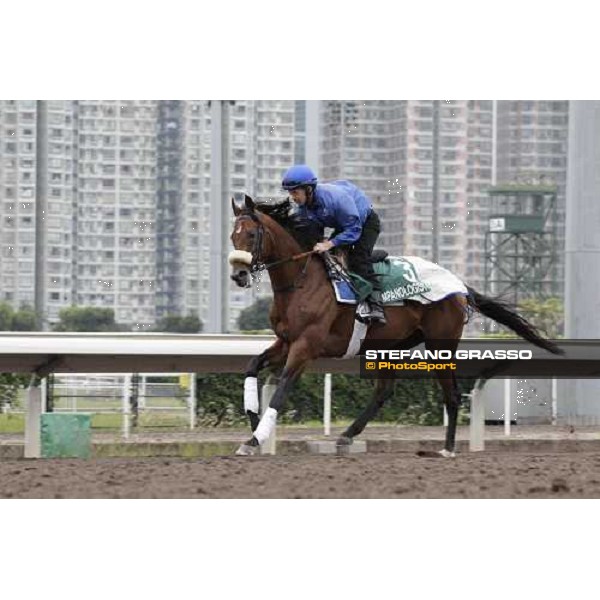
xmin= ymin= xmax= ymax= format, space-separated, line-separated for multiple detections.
xmin=289 ymin=188 xmax=308 ymax=205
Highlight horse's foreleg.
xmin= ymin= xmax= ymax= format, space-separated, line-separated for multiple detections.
xmin=236 ymin=337 xmax=312 ymax=456
xmin=337 ymin=377 xmax=395 ymax=446
xmin=243 ymin=338 xmax=288 ymax=432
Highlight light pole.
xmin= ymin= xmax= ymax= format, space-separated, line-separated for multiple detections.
xmin=207 ymin=100 xmax=234 ymax=333
xmin=431 ymin=100 xmax=440 ymax=264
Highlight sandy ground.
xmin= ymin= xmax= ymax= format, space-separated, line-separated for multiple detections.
xmin=3 ymin=423 xmax=600 ymax=447
xmin=2 ymin=450 xmax=600 ymax=498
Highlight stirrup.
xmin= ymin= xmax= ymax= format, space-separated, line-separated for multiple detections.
xmin=369 ymin=305 xmax=387 ymax=325
xmin=356 ymin=300 xmax=371 ymax=323
xmin=368 ymin=313 xmax=387 ymax=326
xmin=357 ymin=311 xmax=387 ymax=326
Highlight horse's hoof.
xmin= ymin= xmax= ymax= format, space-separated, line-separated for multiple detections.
xmin=438 ymin=449 xmax=456 ymax=458
xmin=416 ymin=450 xmax=440 ymax=458
xmin=417 ymin=450 xmax=456 ymax=458
xmin=416 ymin=449 xmax=455 ymax=458
xmin=335 ymin=436 xmax=353 ymax=456
xmin=235 ymin=444 xmax=256 ymax=456
xmin=336 ymin=436 xmax=353 ymax=446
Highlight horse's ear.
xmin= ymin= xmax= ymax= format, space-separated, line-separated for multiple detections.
xmin=231 ymin=197 xmax=241 ymax=216
xmin=244 ymin=195 xmax=255 ymax=211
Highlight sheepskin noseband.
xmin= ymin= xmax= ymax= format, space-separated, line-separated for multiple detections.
xmin=228 ymin=250 xmax=253 ymax=266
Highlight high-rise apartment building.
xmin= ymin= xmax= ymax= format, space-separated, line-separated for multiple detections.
xmin=0 ymin=100 xmax=77 ymax=325
xmin=319 ymin=100 xmax=478 ymax=278
xmin=156 ymin=100 xmax=185 ymax=319
xmin=203 ymin=100 xmax=256 ymax=331
xmin=1 ymin=100 xmax=160 ymax=330
xmin=0 ymin=100 xmax=39 ymax=309
xmin=402 ymin=100 xmax=471 ymax=277
xmin=76 ymin=100 xmax=159 ymax=329
xmin=319 ymin=101 xmax=406 ymax=254
xmin=0 ymin=99 xmax=569 ymax=334
xmin=465 ymin=100 xmax=495 ymax=290
xmin=316 ymin=100 xmax=568 ymax=311
xmin=163 ymin=100 xmax=296 ymax=331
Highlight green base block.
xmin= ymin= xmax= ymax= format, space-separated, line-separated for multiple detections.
xmin=41 ymin=414 xmax=92 ymax=459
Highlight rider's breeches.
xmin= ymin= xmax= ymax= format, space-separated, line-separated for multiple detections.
xmin=347 ymin=211 xmax=381 ymax=290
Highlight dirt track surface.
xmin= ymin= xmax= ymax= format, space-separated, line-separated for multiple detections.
xmin=2 ymin=451 xmax=600 ymax=498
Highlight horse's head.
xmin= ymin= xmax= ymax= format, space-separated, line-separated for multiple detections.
xmin=229 ymin=195 xmax=271 ymax=287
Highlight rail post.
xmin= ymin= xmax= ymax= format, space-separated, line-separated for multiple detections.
xmin=122 ymin=374 xmax=131 ymax=440
xmin=469 ymin=379 xmax=486 ymax=451
xmin=324 ymin=373 xmax=332 ymax=436
xmin=189 ymin=373 xmax=196 ymax=430
xmin=24 ymin=375 xmax=43 ymax=458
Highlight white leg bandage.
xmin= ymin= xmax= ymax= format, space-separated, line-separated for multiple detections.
xmin=439 ymin=449 xmax=456 ymax=458
xmin=253 ymin=407 xmax=278 ymax=445
xmin=244 ymin=377 xmax=259 ymax=414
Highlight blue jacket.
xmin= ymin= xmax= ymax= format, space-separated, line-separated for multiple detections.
xmin=297 ymin=181 xmax=373 ymax=247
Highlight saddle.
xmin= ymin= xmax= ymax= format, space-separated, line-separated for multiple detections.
xmin=329 ymin=247 xmax=388 ymax=271
xmin=324 ymin=250 xmax=381 ymax=304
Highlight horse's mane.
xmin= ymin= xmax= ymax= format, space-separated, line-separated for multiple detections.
xmin=254 ymin=199 xmax=323 ymax=251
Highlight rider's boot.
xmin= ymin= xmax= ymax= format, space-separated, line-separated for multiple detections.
xmin=366 ymin=289 xmax=387 ymax=326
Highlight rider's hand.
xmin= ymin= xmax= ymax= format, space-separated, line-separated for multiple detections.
xmin=313 ymin=240 xmax=335 ymax=254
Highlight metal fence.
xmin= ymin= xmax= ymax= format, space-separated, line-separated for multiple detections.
xmin=29 ymin=373 xmax=198 ymax=437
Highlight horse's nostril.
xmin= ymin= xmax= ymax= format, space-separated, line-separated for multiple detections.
xmin=231 ymin=271 xmax=249 ymax=287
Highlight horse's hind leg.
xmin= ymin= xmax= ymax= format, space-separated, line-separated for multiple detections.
xmin=435 ymin=370 xmax=462 ymax=456
xmin=420 ymin=295 xmax=466 ymax=457
xmin=337 ymin=377 xmax=394 ymax=446
xmin=423 ymin=334 xmax=462 ymax=457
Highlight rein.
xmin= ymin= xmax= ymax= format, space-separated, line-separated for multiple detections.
xmin=251 ymin=249 xmax=316 ymax=293
xmin=251 ymin=250 xmax=316 ymax=273
xmin=241 ymin=212 xmax=317 ymax=293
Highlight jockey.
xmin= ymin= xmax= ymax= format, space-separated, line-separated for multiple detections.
xmin=282 ymin=164 xmax=386 ymax=326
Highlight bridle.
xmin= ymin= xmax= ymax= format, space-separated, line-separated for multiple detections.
xmin=236 ymin=212 xmax=316 ymax=292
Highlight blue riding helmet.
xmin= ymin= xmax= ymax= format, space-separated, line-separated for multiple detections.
xmin=282 ymin=165 xmax=318 ymax=190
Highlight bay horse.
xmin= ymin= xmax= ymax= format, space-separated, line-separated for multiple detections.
xmin=229 ymin=195 xmax=562 ymax=457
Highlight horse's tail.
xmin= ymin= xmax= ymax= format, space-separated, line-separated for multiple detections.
xmin=466 ymin=286 xmax=564 ymax=355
